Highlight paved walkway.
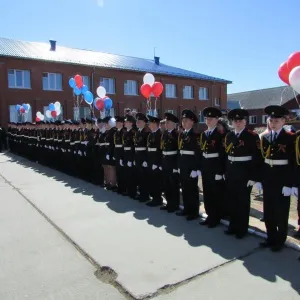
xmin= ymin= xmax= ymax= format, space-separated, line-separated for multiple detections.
xmin=0 ymin=152 xmax=299 ymax=300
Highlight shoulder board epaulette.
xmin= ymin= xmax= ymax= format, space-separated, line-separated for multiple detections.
xmin=285 ymin=131 xmax=295 ymax=135
xmin=247 ymin=129 xmax=257 ymax=135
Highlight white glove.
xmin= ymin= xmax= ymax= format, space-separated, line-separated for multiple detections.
xmin=292 ymin=187 xmax=298 ymax=198
xmin=78 ymin=150 xmax=82 ymax=156
xmin=197 ymin=170 xmax=201 ymax=177
xmin=106 ymin=155 xmax=110 ymax=160
xmin=159 ymin=166 xmax=162 ymax=170
xmin=178 ymin=169 xmax=180 ymax=174
xmin=282 ymin=186 xmax=292 ymax=197
xmin=255 ymin=182 xmax=263 ymax=191
xmin=74 ymin=151 xmax=76 ymax=154
xmin=190 ymin=170 xmax=198 ymax=178
xmin=142 ymin=161 xmax=148 ymax=167
xmin=84 ymin=152 xmax=87 ymax=156
xmin=152 ymin=164 xmax=158 ymax=170
xmin=113 ymin=157 xmax=115 ymax=160
xmin=215 ymin=174 xmax=223 ymax=181
xmin=120 ymin=160 xmax=124 ymax=166
xmin=247 ymin=180 xmax=256 ymax=187
xmin=173 ymin=169 xmax=178 ymax=173
xmin=133 ymin=161 xmax=136 ymax=166
xmin=127 ymin=161 xmax=132 ymax=167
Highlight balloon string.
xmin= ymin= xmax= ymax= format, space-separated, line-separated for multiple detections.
xmin=280 ymin=86 xmax=290 ymax=106
xmin=292 ymin=89 xmax=300 ymax=109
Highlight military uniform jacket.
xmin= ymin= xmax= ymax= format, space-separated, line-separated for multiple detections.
xmin=225 ymin=129 xmax=262 ymax=182
xmin=199 ymin=128 xmax=226 ymax=175
xmin=261 ymin=129 xmax=296 ymax=187
xmin=134 ymin=128 xmax=149 ymax=166
xmin=178 ymin=128 xmax=201 ymax=174
xmin=161 ymin=129 xmax=178 ymax=172
xmin=104 ymin=127 xmax=117 ymax=158
xmin=147 ymin=129 xmax=162 ymax=167
xmin=123 ymin=128 xmax=136 ymax=163
xmin=114 ymin=128 xmax=125 ymax=161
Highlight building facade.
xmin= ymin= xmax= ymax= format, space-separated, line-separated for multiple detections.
xmin=0 ymin=38 xmax=230 ymax=127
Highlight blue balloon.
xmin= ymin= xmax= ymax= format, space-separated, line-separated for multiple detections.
xmin=104 ymin=98 xmax=113 ymax=110
xmin=81 ymin=85 xmax=88 ymax=95
xmin=23 ymin=104 xmax=29 ymax=111
xmin=69 ymin=78 xmax=76 ymax=88
xmin=48 ymin=103 xmax=55 ymax=111
xmin=74 ymin=87 xmax=82 ymax=96
xmin=84 ymin=91 xmax=93 ymax=105
xmin=15 ymin=104 xmax=21 ymax=111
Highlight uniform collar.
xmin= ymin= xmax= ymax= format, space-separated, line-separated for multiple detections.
xmin=234 ymin=128 xmax=245 ymax=136
xmin=271 ymin=128 xmax=282 ymax=136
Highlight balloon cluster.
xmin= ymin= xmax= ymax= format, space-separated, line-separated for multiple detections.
xmin=45 ymin=102 xmax=61 ymax=119
xmin=69 ymin=74 xmax=93 ymax=105
xmin=94 ymin=86 xmax=113 ymax=111
xmin=278 ymin=52 xmax=300 ymax=94
xmin=35 ymin=111 xmax=45 ymax=122
xmin=140 ymin=73 xmax=163 ymax=98
xmin=15 ymin=103 xmax=31 ymax=114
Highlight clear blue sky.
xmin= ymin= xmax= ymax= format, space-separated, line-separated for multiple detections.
xmin=0 ymin=0 xmax=299 ymax=93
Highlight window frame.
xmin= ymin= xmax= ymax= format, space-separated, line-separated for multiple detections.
xmin=42 ymin=72 xmax=63 ymax=91
xmin=183 ymin=85 xmax=194 ymax=99
xmin=215 ymin=97 xmax=220 ymax=106
xmin=124 ymin=80 xmax=138 ymax=96
xmin=262 ymin=115 xmax=268 ymax=124
xmin=8 ymin=69 xmax=31 ymax=89
xmin=100 ymin=77 xmax=116 ymax=94
xmin=165 ymin=84 xmax=177 ymax=98
xmin=199 ymin=87 xmax=209 ymax=100
xmin=249 ymin=115 xmax=257 ymax=124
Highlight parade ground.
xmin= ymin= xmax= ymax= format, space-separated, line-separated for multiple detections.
xmin=0 ymin=152 xmax=299 ymax=300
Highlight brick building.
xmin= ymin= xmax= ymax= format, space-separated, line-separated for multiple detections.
xmin=227 ymin=86 xmax=300 ymax=129
xmin=0 ymin=37 xmax=230 ymax=127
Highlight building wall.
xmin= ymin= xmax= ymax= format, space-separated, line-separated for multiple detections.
xmin=0 ymin=57 xmax=228 ymax=127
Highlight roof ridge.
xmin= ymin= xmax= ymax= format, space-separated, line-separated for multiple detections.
xmin=228 ymin=86 xmax=287 ymax=95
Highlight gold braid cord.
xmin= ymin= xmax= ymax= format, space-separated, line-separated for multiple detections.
xmin=260 ymin=138 xmax=270 ymax=159
xmin=199 ymin=133 xmax=207 ymax=151
xmin=296 ymin=136 xmax=300 ymax=166
xmin=178 ymin=134 xmax=183 ymax=149
xmin=224 ymin=135 xmax=233 ymax=154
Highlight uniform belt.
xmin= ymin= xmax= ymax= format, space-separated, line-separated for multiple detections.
xmin=99 ymin=143 xmax=106 ymax=146
xmin=264 ymin=159 xmax=288 ymax=166
xmin=115 ymin=144 xmax=123 ymax=148
xmin=135 ymin=147 xmax=147 ymax=151
xmin=95 ymin=143 xmax=101 ymax=146
xmin=124 ymin=147 xmax=132 ymax=151
xmin=46 ymin=139 xmax=50 ymax=141
xmin=203 ymin=153 xmax=219 ymax=158
xmin=148 ymin=148 xmax=157 ymax=152
xmin=163 ymin=151 xmax=177 ymax=155
xmin=41 ymin=138 xmax=46 ymax=140
xmin=228 ymin=155 xmax=252 ymax=162
xmin=54 ymin=139 xmax=58 ymax=141
xmin=75 ymin=141 xmax=80 ymax=144
xmin=81 ymin=141 xmax=88 ymax=145
xmin=70 ymin=142 xmax=75 ymax=145
xmin=58 ymin=140 xmax=62 ymax=142
xmin=180 ymin=150 xmax=195 ymax=155
xmin=65 ymin=140 xmax=70 ymax=142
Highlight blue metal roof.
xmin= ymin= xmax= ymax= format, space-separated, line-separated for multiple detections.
xmin=0 ymin=37 xmax=231 ymax=83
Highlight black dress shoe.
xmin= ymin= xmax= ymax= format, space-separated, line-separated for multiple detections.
xmin=160 ymin=206 xmax=168 ymax=210
xmin=139 ymin=198 xmax=150 ymax=203
xmin=199 ymin=220 xmax=209 ymax=226
xmin=224 ymin=229 xmax=235 ymax=235
xmin=293 ymin=230 xmax=300 ymax=238
xmin=235 ymin=233 xmax=247 ymax=239
xmin=176 ymin=211 xmax=188 ymax=216
xmin=167 ymin=208 xmax=178 ymax=213
xmin=271 ymin=245 xmax=284 ymax=252
xmin=146 ymin=201 xmax=162 ymax=207
xmin=186 ymin=214 xmax=199 ymax=221
xmin=259 ymin=241 xmax=273 ymax=248
xmin=208 ymin=222 xmax=219 ymax=228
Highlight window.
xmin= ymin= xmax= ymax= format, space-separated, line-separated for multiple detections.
xmin=147 ymin=109 xmax=159 ymax=117
xmin=215 ymin=98 xmax=220 ymax=106
xmin=165 ymin=84 xmax=176 ymax=98
xmin=43 ymin=106 xmax=63 ymax=121
xmin=249 ymin=116 xmax=257 ymax=124
xmin=42 ymin=73 xmax=62 ymax=91
xmin=82 ymin=76 xmax=90 ymax=89
xmin=183 ymin=86 xmax=193 ymax=99
xmin=73 ymin=107 xmax=91 ymax=120
xmin=166 ymin=109 xmax=176 ymax=116
xmin=100 ymin=77 xmax=115 ymax=94
xmin=9 ymin=105 xmax=32 ymax=122
xmin=199 ymin=87 xmax=209 ymax=100
xmin=124 ymin=80 xmax=138 ymax=95
xmin=199 ymin=111 xmax=205 ymax=123
xmin=8 ymin=69 xmax=31 ymax=89
xmin=262 ymin=115 xmax=268 ymax=124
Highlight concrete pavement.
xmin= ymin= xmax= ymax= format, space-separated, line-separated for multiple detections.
xmin=0 ymin=152 xmax=299 ymax=300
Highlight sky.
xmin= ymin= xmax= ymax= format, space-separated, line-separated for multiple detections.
xmin=0 ymin=0 xmax=299 ymax=94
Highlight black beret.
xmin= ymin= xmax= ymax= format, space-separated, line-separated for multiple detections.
xmin=164 ymin=112 xmax=179 ymax=123
xmin=124 ymin=115 xmax=136 ymax=123
xmin=147 ymin=115 xmax=161 ymax=123
xmin=227 ymin=109 xmax=249 ymax=120
xmin=264 ymin=105 xmax=289 ymax=118
xmin=115 ymin=116 xmax=125 ymax=123
xmin=136 ymin=113 xmax=148 ymax=122
xmin=202 ymin=107 xmax=222 ymax=118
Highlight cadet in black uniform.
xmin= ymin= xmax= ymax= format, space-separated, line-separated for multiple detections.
xmin=199 ymin=107 xmax=226 ymax=228
xmin=146 ymin=115 xmax=163 ymax=206
xmin=259 ymin=105 xmax=296 ymax=251
xmin=224 ymin=109 xmax=261 ymax=239
xmin=134 ymin=113 xmax=150 ymax=202
xmin=176 ymin=109 xmax=201 ymax=220
xmin=160 ymin=112 xmax=180 ymax=213
xmin=113 ymin=116 xmax=126 ymax=194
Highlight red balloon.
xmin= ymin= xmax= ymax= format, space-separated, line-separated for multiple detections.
xmin=51 ymin=111 xmax=57 ymax=118
xmin=36 ymin=117 xmax=41 ymax=122
xmin=151 ymin=82 xmax=164 ymax=97
xmin=278 ymin=62 xmax=290 ymax=85
xmin=287 ymin=52 xmax=300 ymax=71
xmin=96 ymin=99 xmax=104 ymax=111
xmin=20 ymin=107 xmax=25 ymax=113
xmin=74 ymin=74 xmax=83 ymax=88
xmin=140 ymin=84 xmax=152 ymax=98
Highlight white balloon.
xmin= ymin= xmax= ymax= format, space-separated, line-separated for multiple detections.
xmin=143 ymin=73 xmax=155 ymax=86
xmin=40 ymin=114 xmax=45 ymax=121
xmin=54 ymin=101 xmax=61 ymax=110
xmin=46 ymin=110 xmax=52 ymax=118
xmin=27 ymin=103 xmax=31 ymax=110
xmin=36 ymin=111 xmax=41 ymax=117
xmin=289 ymin=66 xmax=300 ymax=94
xmin=97 ymin=86 xmax=106 ymax=98
xmin=56 ymin=107 xmax=61 ymax=116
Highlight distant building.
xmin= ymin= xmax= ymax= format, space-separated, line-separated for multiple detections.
xmin=0 ymin=37 xmax=231 ymax=126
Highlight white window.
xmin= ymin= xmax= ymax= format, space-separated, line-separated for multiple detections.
xmin=82 ymin=76 xmax=90 ymax=89
xmin=165 ymin=84 xmax=176 ymax=98
xmin=199 ymin=87 xmax=209 ymax=100
xmin=42 ymin=73 xmax=62 ymax=91
xmin=124 ymin=80 xmax=138 ymax=95
xmin=74 ymin=107 xmax=91 ymax=119
xmin=249 ymin=115 xmax=257 ymax=124
xmin=43 ymin=106 xmax=63 ymax=121
xmin=9 ymin=105 xmax=32 ymax=122
xmin=199 ymin=111 xmax=205 ymax=123
xmin=166 ymin=109 xmax=176 ymax=116
xmin=8 ymin=69 xmax=31 ymax=89
xmin=109 ymin=108 xmax=115 ymax=117
xmin=262 ymin=115 xmax=268 ymax=124
xmin=100 ymin=77 xmax=115 ymax=94
xmin=183 ymin=86 xmax=193 ymax=99
xmin=215 ymin=98 xmax=220 ymax=106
